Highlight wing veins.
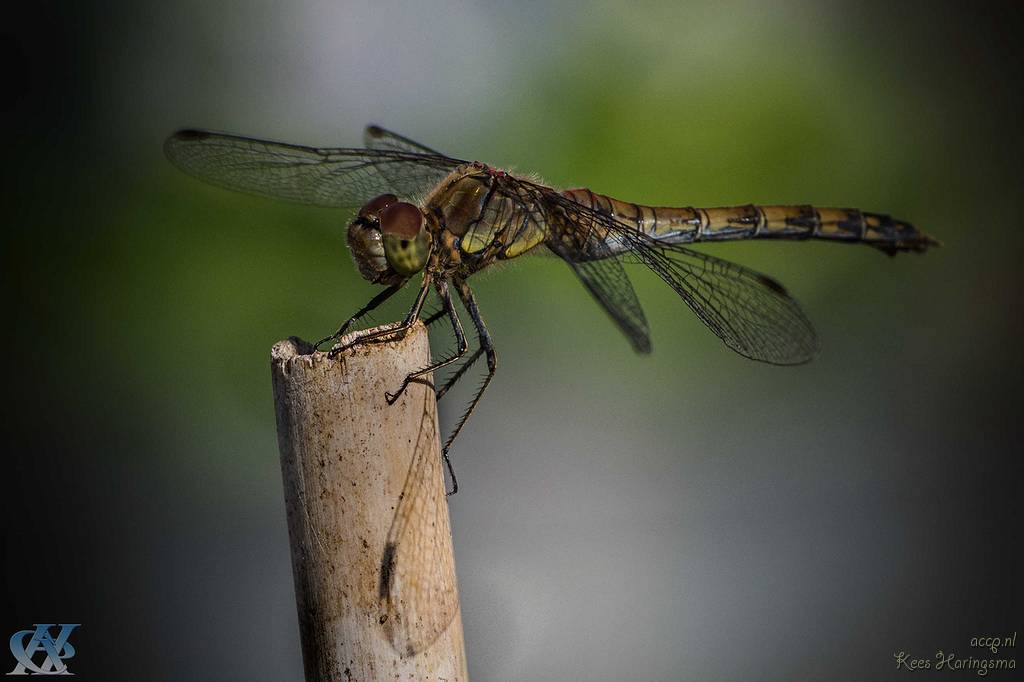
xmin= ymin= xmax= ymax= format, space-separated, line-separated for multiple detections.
xmin=508 ymin=182 xmax=818 ymax=364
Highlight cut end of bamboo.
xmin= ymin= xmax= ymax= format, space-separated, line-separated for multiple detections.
xmin=271 ymin=321 xmax=414 ymax=366
xmin=271 ymin=336 xmax=316 ymax=362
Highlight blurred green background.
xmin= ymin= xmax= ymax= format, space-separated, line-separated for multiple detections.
xmin=4 ymin=1 xmax=1020 ymax=680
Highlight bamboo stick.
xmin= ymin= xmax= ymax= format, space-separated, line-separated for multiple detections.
xmin=271 ymin=322 xmax=467 ymax=681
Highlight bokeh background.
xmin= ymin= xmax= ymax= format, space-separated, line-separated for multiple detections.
xmin=4 ymin=1 xmax=1021 ymax=680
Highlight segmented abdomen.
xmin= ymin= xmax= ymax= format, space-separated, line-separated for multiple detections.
xmin=562 ymin=188 xmax=938 ymax=256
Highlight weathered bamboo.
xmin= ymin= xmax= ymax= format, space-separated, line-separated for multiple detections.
xmin=271 ymin=322 xmax=467 ymax=681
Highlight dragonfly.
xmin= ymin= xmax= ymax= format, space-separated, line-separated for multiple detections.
xmin=165 ymin=125 xmax=937 ymax=494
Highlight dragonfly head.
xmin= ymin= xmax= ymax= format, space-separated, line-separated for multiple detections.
xmin=347 ymin=194 xmax=431 ymax=285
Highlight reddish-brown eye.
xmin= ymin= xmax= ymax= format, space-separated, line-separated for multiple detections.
xmin=379 ymin=202 xmax=424 ymax=238
xmin=358 ymin=193 xmax=398 ymax=219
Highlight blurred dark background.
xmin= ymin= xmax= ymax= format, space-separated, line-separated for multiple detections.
xmin=3 ymin=1 xmax=1021 ymax=680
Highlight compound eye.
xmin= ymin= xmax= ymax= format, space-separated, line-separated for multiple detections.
xmin=359 ymin=193 xmax=398 ymax=219
xmin=379 ymin=202 xmax=425 ymax=238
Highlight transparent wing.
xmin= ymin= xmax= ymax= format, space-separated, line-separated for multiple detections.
xmin=164 ymin=129 xmax=464 ymax=208
xmin=361 ymin=125 xmax=450 ymax=200
xmin=364 ymin=124 xmax=445 ymax=155
xmin=630 ymin=243 xmax=819 ymax=364
xmin=521 ymin=183 xmax=819 ymax=364
xmin=563 ymin=255 xmax=651 ymax=354
xmin=380 ymin=389 xmax=459 ymax=657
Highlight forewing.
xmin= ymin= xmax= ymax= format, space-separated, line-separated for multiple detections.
xmin=164 ymin=129 xmax=463 ymax=208
xmin=380 ymin=389 xmax=459 ymax=657
xmin=527 ymin=186 xmax=818 ymax=364
xmin=564 ymin=257 xmax=652 ymax=354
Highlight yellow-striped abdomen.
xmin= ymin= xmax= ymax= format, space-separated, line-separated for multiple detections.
xmin=562 ymin=188 xmax=937 ymax=256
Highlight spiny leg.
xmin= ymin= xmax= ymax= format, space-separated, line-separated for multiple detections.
xmin=423 ymin=290 xmax=481 ymax=401
xmin=422 ymin=306 xmax=447 ymax=328
xmin=327 ymin=273 xmax=433 ymax=359
xmin=423 ymin=299 xmax=477 ymax=403
xmin=314 ymin=283 xmax=403 ymax=352
xmin=442 ymin=278 xmax=497 ymax=496
xmin=436 ymin=347 xmax=484 ymax=402
xmin=431 ymin=340 xmax=485 ymax=495
xmin=385 ymin=278 xmax=468 ymax=405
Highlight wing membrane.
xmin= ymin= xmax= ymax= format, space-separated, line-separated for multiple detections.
xmin=164 ymin=129 xmax=463 ymax=208
xmin=364 ymin=124 xmax=445 ymax=155
xmin=380 ymin=389 xmax=459 ymax=656
xmin=361 ymin=125 xmax=450 ymax=200
xmin=564 ymin=255 xmax=652 ymax=354
xmin=526 ymin=185 xmax=819 ymax=364
xmin=632 ymin=243 xmax=819 ymax=364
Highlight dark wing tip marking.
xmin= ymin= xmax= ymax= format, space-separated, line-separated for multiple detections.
xmin=365 ymin=124 xmax=385 ymax=137
xmin=170 ymin=129 xmax=210 ymax=142
xmin=756 ymin=273 xmax=788 ymax=296
xmin=379 ymin=541 xmax=397 ymax=600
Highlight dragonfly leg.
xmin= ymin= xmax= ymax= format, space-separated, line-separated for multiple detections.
xmin=384 ymin=278 xmax=468 ymax=405
xmin=440 ymin=279 xmax=497 ymax=496
xmin=326 ymin=273 xmax=432 ymax=359
xmin=422 ymin=304 xmax=448 ymax=328
xmin=435 ymin=347 xmax=484 ymax=401
xmin=432 ymin=342 xmax=485 ymax=496
xmin=404 ymin=289 xmax=450 ymax=334
xmin=314 ymin=283 xmax=404 ymax=352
